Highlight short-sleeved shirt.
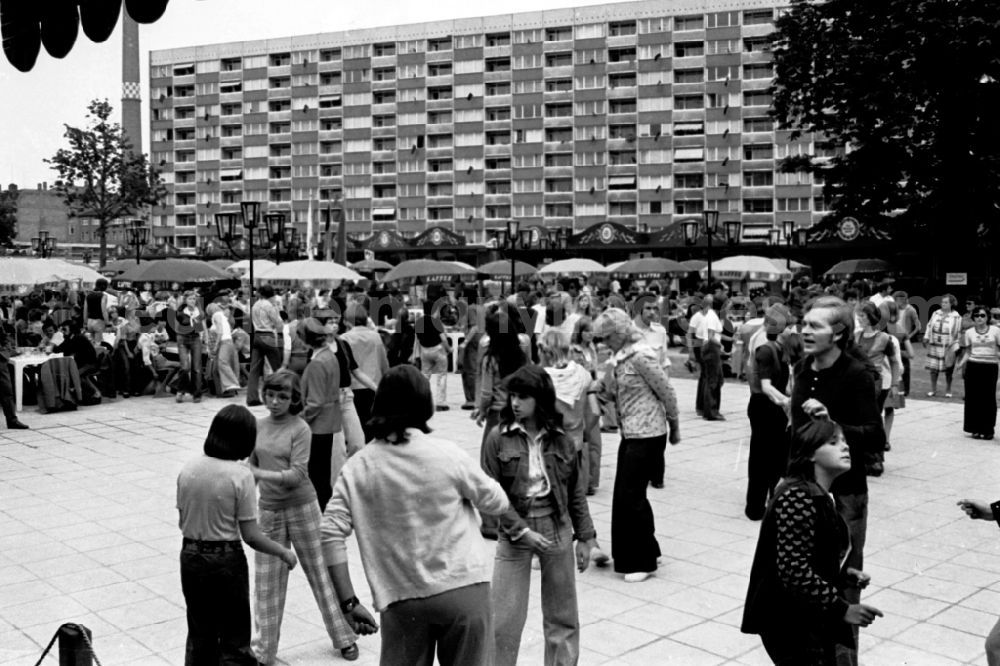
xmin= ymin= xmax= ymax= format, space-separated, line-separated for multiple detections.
xmin=177 ymin=455 xmax=257 ymax=541
xmin=751 ymin=341 xmax=788 ymax=395
xmin=696 ymin=309 xmax=723 ymax=341
xmin=963 ymin=326 xmax=1000 ymax=365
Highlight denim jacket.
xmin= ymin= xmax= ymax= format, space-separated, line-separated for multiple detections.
xmin=482 ymin=422 xmax=596 ymax=543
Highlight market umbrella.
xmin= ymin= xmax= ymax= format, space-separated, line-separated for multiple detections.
xmin=116 ymin=258 xmax=232 ymax=284
xmin=699 ymin=255 xmax=792 ymax=282
xmin=0 ymin=258 xmax=64 ymax=287
xmin=823 ymin=258 xmax=895 ymax=277
xmin=350 ymin=258 xmax=394 ymax=272
xmin=477 ymin=260 xmax=537 ymax=280
xmin=537 ymin=258 xmax=607 ymax=276
xmin=381 ymin=259 xmax=476 ymax=285
xmin=42 ymin=259 xmax=104 ymax=287
xmin=604 ymin=260 xmax=626 ymax=273
xmin=98 ymin=258 xmax=142 ymax=276
xmin=612 ymin=257 xmax=688 ymax=279
xmin=227 ymin=259 xmax=276 ymax=276
xmin=679 ymin=259 xmax=707 ymax=272
xmin=256 ymin=260 xmax=363 ymax=284
xmin=208 ymin=259 xmax=234 ymax=270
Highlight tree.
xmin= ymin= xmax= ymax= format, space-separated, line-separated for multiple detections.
xmin=771 ymin=0 xmax=1000 ymax=259
xmin=46 ymin=99 xmax=166 ymax=267
xmin=0 ymin=185 xmax=17 ymax=247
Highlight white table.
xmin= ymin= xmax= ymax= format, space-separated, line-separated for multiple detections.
xmin=10 ymin=353 xmax=63 ymax=412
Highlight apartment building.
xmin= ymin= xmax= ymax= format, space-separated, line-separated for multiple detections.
xmin=149 ymin=0 xmax=830 ymax=254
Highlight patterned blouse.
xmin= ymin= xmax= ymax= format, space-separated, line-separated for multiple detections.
xmin=962 ymin=325 xmax=1000 ymax=365
xmin=604 ymin=342 xmax=678 ymax=439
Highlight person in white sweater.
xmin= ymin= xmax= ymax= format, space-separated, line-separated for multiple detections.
xmin=320 ymin=365 xmax=511 ymax=666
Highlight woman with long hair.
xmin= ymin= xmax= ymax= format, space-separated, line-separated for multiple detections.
xmin=957 ymin=305 xmax=1000 ymax=439
xmin=855 ymin=302 xmax=902 ymax=475
xmin=482 ymin=365 xmax=598 ymax=666
xmin=248 ymin=371 xmax=359 ymax=662
xmin=175 ymin=291 xmax=207 ymax=403
xmin=743 ymin=420 xmax=883 ymax=664
xmin=320 ymin=365 xmax=510 ymax=665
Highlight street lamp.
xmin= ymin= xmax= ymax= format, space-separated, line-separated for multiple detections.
xmin=31 ymin=230 xmax=56 ymax=258
xmin=682 ymin=209 xmax=720 ymax=285
xmin=771 ymin=220 xmax=809 ymax=272
xmin=261 ymin=212 xmax=286 ymax=265
xmin=491 ymin=220 xmax=530 ymax=295
xmin=127 ymin=220 xmax=148 ymax=265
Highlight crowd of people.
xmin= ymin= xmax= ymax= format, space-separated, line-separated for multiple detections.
xmin=9 ymin=268 xmax=1000 ymax=664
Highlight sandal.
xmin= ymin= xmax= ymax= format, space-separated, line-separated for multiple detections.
xmin=341 ymin=644 xmax=360 ymax=661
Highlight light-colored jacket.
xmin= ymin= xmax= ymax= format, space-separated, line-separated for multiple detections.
xmin=602 ymin=342 xmax=678 ymax=439
xmin=341 ymin=326 xmax=389 ymax=390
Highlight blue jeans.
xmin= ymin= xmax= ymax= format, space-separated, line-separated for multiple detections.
xmin=177 ymin=335 xmax=203 ymax=396
xmin=492 ymin=514 xmax=579 ymax=666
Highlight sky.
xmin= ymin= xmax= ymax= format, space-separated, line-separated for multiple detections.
xmin=0 ymin=0 xmax=640 ymax=190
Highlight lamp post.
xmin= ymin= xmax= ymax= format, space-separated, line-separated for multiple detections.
xmin=215 ymin=201 xmax=262 ymax=332
xmin=127 ymin=220 xmax=148 ymax=265
xmin=771 ymin=220 xmax=809 ymax=273
xmin=507 ymin=219 xmax=520 ymax=294
xmin=262 ymin=212 xmax=286 ymax=265
xmin=31 ymin=230 xmax=56 ymax=258
xmin=682 ymin=209 xmax=720 ymax=285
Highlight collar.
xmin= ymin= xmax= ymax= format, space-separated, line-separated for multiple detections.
xmin=608 ymin=343 xmax=640 ymax=367
xmin=500 ymin=421 xmax=564 ymax=438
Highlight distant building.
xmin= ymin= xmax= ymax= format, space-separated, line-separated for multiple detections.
xmin=148 ymin=0 xmax=830 ymax=256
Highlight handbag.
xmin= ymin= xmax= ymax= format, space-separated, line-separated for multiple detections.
xmin=944 ymin=346 xmax=957 ymax=368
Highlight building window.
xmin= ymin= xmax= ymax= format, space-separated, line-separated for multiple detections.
xmin=608 ymin=175 xmax=636 ymax=190
xmin=221 ymin=57 xmax=241 ymax=71
xmin=486 ymin=106 xmax=511 ymax=121
xmin=674 ymin=41 xmax=704 ymax=58
xmin=428 ymin=62 xmax=452 ymax=77
xmin=545 ymin=52 xmax=573 ymax=67
xmin=373 ymin=42 xmax=395 ymax=57
xmin=545 ymin=103 xmax=572 ymax=118
xmin=545 ymin=78 xmax=572 ymax=92
xmin=609 ymin=150 xmax=637 ymax=165
xmin=427 ymin=206 xmax=453 ymax=220
xmin=674 ymin=199 xmax=704 ymax=214
xmin=608 ymin=73 xmax=636 ymax=88
xmin=485 ymin=131 xmax=511 ymax=146
xmin=486 ymin=32 xmax=511 ymax=47
xmin=675 ymin=68 xmax=704 ymax=84
xmin=373 ymin=67 xmax=395 ymax=82
xmin=743 ymin=198 xmax=774 ymax=213
xmin=428 ymin=159 xmax=453 ymax=172
xmin=544 ymin=127 xmax=572 ymax=143
xmin=269 ymin=53 xmax=291 ymax=67
xmin=486 ymin=82 xmax=511 ymax=95
xmin=269 ymin=166 xmax=290 ymax=179
xmin=743 ymin=91 xmax=773 ymax=107
xmin=545 ymin=178 xmax=572 ymax=193
xmin=609 ymin=98 xmax=637 ymax=114
xmin=485 ymin=57 xmax=511 ymax=72
xmin=485 ymin=157 xmax=511 ymax=170
xmin=545 ymin=203 xmax=573 ymax=216
xmin=373 ymin=90 xmax=396 ymax=104
xmin=744 ymin=9 xmax=774 ymax=25
xmin=743 ymin=144 xmax=774 ymax=160
xmin=609 ymin=124 xmax=637 ymax=140
xmin=743 ymin=170 xmax=774 ymax=187
xmin=609 ymin=201 xmax=637 ymax=215
xmin=744 ymin=37 xmax=771 ymax=53
xmin=674 ymin=147 xmax=705 ymax=162
xmin=545 ymin=27 xmax=572 ymax=41
xmin=707 ymin=11 xmax=740 ymax=28
xmin=674 ymin=15 xmax=705 ymax=31
xmin=744 ymin=117 xmax=773 ymax=132
xmin=608 ymin=47 xmax=636 ymax=63
xmin=609 ymin=21 xmax=637 ymax=36
xmin=674 ymin=173 xmax=704 ymax=189
xmin=428 ymin=37 xmax=451 ymax=52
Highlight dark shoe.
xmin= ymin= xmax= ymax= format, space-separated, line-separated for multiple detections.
xmin=704 ymin=414 xmax=726 ymax=421
xmin=435 ymin=405 xmax=449 ymax=411
xmin=972 ymin=433 xmax=983 ymax=440
xmin=341 ymin=643 xmax=360 ymax=661
xmin=461 ymin=402 xmax=475 ymax=410
xmin=884 ymin=441 xmax=892 ymax=451
xmin=745 ymin=507 xmax=764 ymax=521
xmin=193 ymin=394 xmax=202 ymax=403
xmin=6 ymin=420 xmax=29 ymax=430
xmin=866 ymin=462 xmax=884 ymax=477
xmin=586 ymin=488 xmax=597 ymax=496
xmin=650 ymin=481 xmax=664 ymax=489
xmin=246 ymin=399 xmax=263 ymax=407
xmin=600 ymin=426 xmax=618 ymax=433
xmin=221 ymin=389 xmax=237 ymax=398
xmin=119 ymin=392 xmax=131 ymax=399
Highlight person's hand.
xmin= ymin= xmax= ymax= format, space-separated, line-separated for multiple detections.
xmin=801 ymin=398 xmax=829 ymax=420
xmin=346 ymin=605 xmax=379 ymax=635
xmin=520 ymin=529 xmax=552 ymax=554
xmin=845 ymin=567 xmax=871 ymax=589
xmin=472 ymin=409 xmax=485 ymax=427
xmin=843 ymin=603 xmax=883 ymax=627
xmin=575 ymin=540 xmax=594 ymax=572
xmin=281 ymin=547 xmax=298 ymax=570
xmin=958 ymin=499 xmax=993 ymax=520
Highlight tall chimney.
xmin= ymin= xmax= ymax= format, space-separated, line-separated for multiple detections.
xmin=121 ymin=12 xmax=142 ymax=157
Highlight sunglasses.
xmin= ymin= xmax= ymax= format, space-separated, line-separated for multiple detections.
xmin=973 ymin=313 xmax=988 ymax=319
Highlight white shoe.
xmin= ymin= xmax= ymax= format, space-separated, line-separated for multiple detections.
xmin=624 ymin=572 xmax=652 ymax=583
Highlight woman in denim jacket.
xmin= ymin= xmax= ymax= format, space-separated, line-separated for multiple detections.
xmin=482 ymin=365 xmax=598 ymax=666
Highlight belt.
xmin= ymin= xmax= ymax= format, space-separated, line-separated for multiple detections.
xmin=182 ymin=538 xmax=242 ymax=553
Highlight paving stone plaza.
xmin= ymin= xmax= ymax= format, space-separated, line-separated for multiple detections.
xmin=2 ymin=373 xmax=999 ymax=665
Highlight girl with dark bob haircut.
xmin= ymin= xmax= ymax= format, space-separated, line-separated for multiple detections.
xmin=177 ymin=404 xmax=297 ymax=663
xmin=261 ymin=369 xmax=304 ymax=415
xmin=204 ymin=403 xmax=258 ymax=460
xmin=366 ymin=364 xmax=434 ymax=443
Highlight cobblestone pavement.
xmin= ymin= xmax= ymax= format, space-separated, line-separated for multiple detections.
xmin=1 ymin=373 xmax=998 ymax=665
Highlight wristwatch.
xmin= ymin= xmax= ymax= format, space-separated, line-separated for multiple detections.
xmin=340 ymin=595 xmax=360 ymax=613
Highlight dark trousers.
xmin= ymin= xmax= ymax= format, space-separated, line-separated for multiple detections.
xmin=900 ymin=355 xmax=911 ymax=395
xmin=746 ymin=393 xmax=790 ymax=517
xmin=760 ymin=628 xmax=837 ymax=666
xmin=180 ymin=541 xmax=256 ymax=666
xmin=309 ymin=433 xmax=334 ymax=511
xmin=353 ymin=388 xmax=376 ymax=443
xmin=0 ymin=360 xmax=17 ymax=423
xmin=611 ymin=435 xmax=664 ymax=574
xmin=964 ymin=362 xmax=998 ymax=437
xmin=112 ymin=341 xmax=134 ymax=395
xmin=694 ymin=346 xmax=704 ymax=413
xmin=247 ymin=332 xmax=283 ymax=404
xmin=380 ymin=583 xmax=492 ymax=666
xmin=648 ymin=434 xmax=668 ymax=487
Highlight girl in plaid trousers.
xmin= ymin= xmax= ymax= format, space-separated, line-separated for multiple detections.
xmin=248 ymin=371 xmax=361 ymax=662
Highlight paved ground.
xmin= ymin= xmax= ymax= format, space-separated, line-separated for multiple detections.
xmin=2 ymin=371 xmax=999 ymax=665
